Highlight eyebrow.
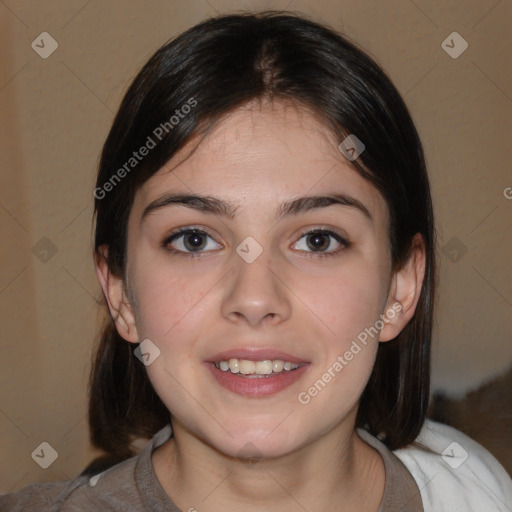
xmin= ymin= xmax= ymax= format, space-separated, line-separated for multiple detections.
xmin=141 ymin=192 xmax=373 ymax=223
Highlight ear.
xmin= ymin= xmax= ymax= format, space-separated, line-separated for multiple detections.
xmin=379 ymin=233 xmax=426 ymax=342
xmin=95 ymin=244 xmax=139 ymax=343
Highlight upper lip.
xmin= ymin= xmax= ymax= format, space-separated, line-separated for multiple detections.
xmin=207 ymin=348 xmax=309 ymax=364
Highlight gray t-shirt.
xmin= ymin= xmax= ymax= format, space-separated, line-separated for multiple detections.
xmin=0 ymin=424 xmax=423 ymax=511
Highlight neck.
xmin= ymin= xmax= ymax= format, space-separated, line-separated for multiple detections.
xmin=152 ymin=411 xmax=385 ymax=512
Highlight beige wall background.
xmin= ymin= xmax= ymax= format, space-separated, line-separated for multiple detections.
xmin=1 ymin=0 xmax=511 ymax=492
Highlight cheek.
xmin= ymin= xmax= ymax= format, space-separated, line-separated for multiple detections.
xmin=305 ymin=262 xmax=388 ymax=343
xmin=129 ymin=260 xmax=216 ymax=346
xmin=293 ymin=262 xmax=387 ymax=410
xmin=132 ymin=268 xmax=212 ymax=408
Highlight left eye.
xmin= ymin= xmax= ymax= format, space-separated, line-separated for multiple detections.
xmin=292 ymin=230 xmax=345 ymax=253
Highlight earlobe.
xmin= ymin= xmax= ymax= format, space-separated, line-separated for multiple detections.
xmin=95 ymin=245 xmax=139 ymax=343
xmin=379 ymin=234 xmax=426 ymax=342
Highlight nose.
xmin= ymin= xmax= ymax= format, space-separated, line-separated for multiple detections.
xmin=220 ymin=250 xmax=292 ymax=327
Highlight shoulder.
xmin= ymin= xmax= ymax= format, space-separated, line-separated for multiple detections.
xmin=0 ymin=424 xmax=174 ymax=512
xmin=0 ymin=456 xmax=141 ymax=511
xmin=0 ymin=479 xmax=82 ymax=511
xmin=393 ymin=419 xmax=512 ymax=512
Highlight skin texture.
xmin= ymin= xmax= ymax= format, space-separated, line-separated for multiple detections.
xmin=96 ymin=99 xmax=426 ymax=512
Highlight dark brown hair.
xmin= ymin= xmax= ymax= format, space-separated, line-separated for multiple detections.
xmin=83 ymin=10 xmax=436 ymax=476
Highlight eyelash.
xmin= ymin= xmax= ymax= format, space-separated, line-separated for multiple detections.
xmin=294 ymin=228 xmax=350 ymax=258
xmin=160 ymin=226 xmax=218 ymax=260
xmin=160 ymin=226 xmax=351 ymax=260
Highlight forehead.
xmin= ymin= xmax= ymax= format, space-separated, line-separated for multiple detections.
xmin=132 ymin=100 xmax=388 ymax=224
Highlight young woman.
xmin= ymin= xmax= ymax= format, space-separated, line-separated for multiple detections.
xmin=2 ymin=10 xmax=511 ymax=512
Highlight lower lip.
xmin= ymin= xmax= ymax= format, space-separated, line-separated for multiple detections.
xmin=205 ymin=362 xmax=310 ymax=397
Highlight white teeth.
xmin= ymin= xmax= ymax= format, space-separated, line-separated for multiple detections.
xmin=272 ymin=360 xmax=284 ymax=372
xmin=255 ymin=360 xmax=273 ymax=374
xmin=239 ymin=360 xmax=256 ymax=374
xmin=214 ymin=358 xmax=301 ymax=375
xmin=228 ymin=359 xmax=239 ymax=373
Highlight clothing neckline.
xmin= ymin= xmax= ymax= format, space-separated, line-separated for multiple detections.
xmin=133 ymin=423 xmax=423 ymax=512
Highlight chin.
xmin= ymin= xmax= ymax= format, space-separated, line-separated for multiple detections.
xmin=203 ymin=422 xmax=306 ymax=461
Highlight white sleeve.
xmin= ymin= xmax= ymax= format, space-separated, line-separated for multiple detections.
xmin=393 ymin=419 xmax=512 ymax=512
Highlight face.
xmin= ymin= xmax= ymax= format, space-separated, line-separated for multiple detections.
xmin=116 ymin=100 xmax=403 ymax=459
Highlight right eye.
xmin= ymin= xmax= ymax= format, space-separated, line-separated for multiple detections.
xmin=162 ymin=228 xmax=222 ymax=256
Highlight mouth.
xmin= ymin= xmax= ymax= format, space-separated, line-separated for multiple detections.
xmin=205 ymin=348 xmax=310 ymax=397
xmin=212 ymin=358 xmax=302 ymax=377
